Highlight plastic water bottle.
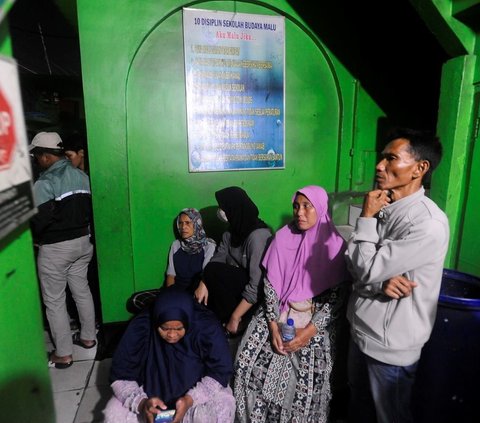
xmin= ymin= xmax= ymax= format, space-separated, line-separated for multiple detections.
xmin=281 ymin=318 xmax=296 ymax=341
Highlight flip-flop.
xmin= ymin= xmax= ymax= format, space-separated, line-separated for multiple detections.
xmin=48 ymin=352 xmax=73 ymax=369
xmin=72 ymin=332 xmax=97 ymax=349
xmin=48 ymin=360 xmax=73 ymax=369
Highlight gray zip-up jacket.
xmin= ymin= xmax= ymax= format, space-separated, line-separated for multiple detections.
xmin=346 ymin=187 xmax=449 ymax=366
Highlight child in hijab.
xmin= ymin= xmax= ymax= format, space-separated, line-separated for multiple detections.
xmin=104 ymin=287 xmax=235 ymax=423
xmin=195 ymin=186 xmax=272 ymax=336
xmin=234 ymin=185 xmax=350 ymax=423
xmin=128 ymin=208 xmax=215 ymax=313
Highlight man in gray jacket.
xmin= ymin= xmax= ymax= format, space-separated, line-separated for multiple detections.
xmin=345 ymin=128 xmax=449 ymax=423
xmin=30 ymin=132 xmax=97 ymax=369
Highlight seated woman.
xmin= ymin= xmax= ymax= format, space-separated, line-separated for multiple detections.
xmin=195 ymin=186 xmax=272 ymax=336
xmin=233 ymin=185 xmax=350 ymax=423
xmin=128 ymin=208 xmax=216 ymax=313
xmin=104 ymin=287 xmax=235 ymax=423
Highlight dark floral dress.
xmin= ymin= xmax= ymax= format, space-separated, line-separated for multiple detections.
xmin=233 ymin=279 xmax=348 ymax=423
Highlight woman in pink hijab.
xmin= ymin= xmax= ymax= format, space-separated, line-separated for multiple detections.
xmin=233 ymin=185 xmax=350 ymax=423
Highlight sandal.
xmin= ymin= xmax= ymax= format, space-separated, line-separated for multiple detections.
xmin=48 ymin=360 xmax=73 ymax=369
xmin=48 ymin=352 xmax=73 ymax=369
xmin=72 ymin=332 xmax=97 ymax=349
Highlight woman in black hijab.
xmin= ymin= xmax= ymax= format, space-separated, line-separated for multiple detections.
xmin=195 ymin=186 xmax=271 ymax=336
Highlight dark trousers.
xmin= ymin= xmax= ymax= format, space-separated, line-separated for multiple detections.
xmin=347 ymin=340 xmax=418 ymax=423
xmin=203 ymin=261 xmax=248 ymax=323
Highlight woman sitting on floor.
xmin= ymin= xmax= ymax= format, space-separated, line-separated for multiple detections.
xmin=104 ymin=287 xmax=235 ymax=423
xmin=127 ymin=208 xmax=216 ymax=313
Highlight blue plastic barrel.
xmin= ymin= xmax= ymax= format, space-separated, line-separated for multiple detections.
xmin=413 ymin=269 xmax=480 ymax=423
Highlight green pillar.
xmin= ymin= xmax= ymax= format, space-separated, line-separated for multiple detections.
xmin=432 ymin=54 xmax=476 ymax=268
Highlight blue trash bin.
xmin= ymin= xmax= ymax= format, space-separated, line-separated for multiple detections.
xmin=413 ymin=269 xmax=480 ymax=423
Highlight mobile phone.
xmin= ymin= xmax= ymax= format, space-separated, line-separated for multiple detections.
xmin=154 ymin=409 xmax=175 ymax=422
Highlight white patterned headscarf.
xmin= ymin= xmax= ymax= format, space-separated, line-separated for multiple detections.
xmin=176 ymin=208 xmax=210 ymax=254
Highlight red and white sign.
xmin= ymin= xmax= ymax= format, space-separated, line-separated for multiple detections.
xmin=0 ymin=55 xmax=35 ymax=241
xmin=0 ymin=86 xmax=16 ymax=169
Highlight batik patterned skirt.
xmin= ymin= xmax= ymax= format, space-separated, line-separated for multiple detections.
xmin=234 ymin=307 xmax=335 ymax=423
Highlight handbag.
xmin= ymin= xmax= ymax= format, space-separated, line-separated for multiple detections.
xmin=278 ymin=298 xmax=314 ymax=329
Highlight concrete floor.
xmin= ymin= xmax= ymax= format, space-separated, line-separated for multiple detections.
xmin=46 ymin=330 xmax=112 ymax=423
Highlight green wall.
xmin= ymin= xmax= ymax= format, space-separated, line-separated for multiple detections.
xmin=77 ymin=0 xmax=384 ymax=323
xmin=0 ymin=226 xmax=54 ymax=423
xmin=433 ymin=55 xmax=476 ymax=268
xmin=0 ymin=17 xmax=55 ymax=423
xmin=433 ymin=53 xmax=480 ymax=275
xmin=456 ymin=83 xmax=480 ymax=274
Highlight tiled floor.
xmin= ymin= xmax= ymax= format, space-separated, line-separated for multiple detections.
xmin=45 ymin=330 xmax=112 ymax=423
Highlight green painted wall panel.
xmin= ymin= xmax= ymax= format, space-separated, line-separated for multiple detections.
xmin=351 ymin=86 xmax=386 ymax=192
xmin=0 ymin=18 xmax=12 ymax=55
xmin=413 ymin=2 xmax=480 ymax=277
xmin=126 ymin=5 xmax=343 ymax=291
xmin=456 ymin=86 xmax=480 ymax=275
xmin=0 ymin=18 xmax=55 ymax=423
xmin=0 ymin=226 xmax=55 ymax=422
xmin=432 ymin=55 xmax=476 ymax=268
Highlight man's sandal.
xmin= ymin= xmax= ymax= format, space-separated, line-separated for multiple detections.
xmin=72 ymin=332 xmax=97 ymax=349
xmin=48 ymin=352 xmax=73 ymax=369
xmin=48 ymin=360 xmax=73 ymax=369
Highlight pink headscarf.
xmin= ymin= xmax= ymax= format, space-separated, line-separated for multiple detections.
xmin=262 ymin=186 xmax=347 ymax=312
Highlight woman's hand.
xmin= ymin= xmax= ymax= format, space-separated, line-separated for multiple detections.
xmin=172 ymin=395 xmax=193 ymax=423
xmin=283 ymin=323 xmax=317 ymax=354
xmin=225 ymin=316 xmax=241 ymax=335
xmin=141 ymin=397 xmax=168 ymax=423
xmin=194 ymin=281 xmax=209 ymax=305
xmin=165 ymin=274 xmax=175 ymax=287
xmin=225 ymin=299 xmax=252 ymax=335
xmin=268 ymin=321 xmax=287 ymax=355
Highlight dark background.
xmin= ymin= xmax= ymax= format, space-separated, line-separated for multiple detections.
xmin=8 ymin=0 xmax=450 ymax=136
